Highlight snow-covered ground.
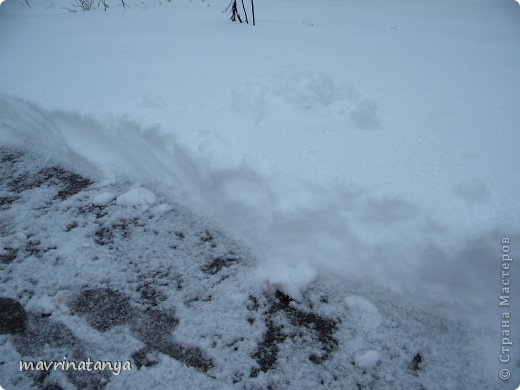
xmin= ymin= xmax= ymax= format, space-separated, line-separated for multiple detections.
xmin=1 ymin=0 xmax=519 ymax=388
xmin=0 ymin=146 xmax=506 ymax=389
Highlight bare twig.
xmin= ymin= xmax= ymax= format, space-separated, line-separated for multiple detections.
xmin=230 ymin=0 xmax=242 ymax=23
xmin=241 ymin=0 xmax=248 ymax=24
xmin=73 ymin=0 xmax=94 ymax=11
xmin=251 ymin=0 xmax=255 ymax=25
xmin=223 ymin=0 xmax=233 ymax=14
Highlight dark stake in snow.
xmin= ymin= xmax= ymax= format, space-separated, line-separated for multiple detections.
xmin=225 ymin=0 xmax=255 ymax=25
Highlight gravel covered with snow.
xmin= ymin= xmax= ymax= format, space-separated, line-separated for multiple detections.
xmin=1 ymin=0 xmax=519 ymax=387
xmin=0 ymin=147 xmax=504 ymax=389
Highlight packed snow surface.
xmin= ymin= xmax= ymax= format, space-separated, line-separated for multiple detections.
xmin=1 ymin=0 xmax=519 ymax=387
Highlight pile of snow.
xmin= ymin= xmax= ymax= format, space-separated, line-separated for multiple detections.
xmin=91 ymin=191 xmax=116 ymax=206
xmin=232 ymin=70 xmax=379 ymax=128
xmin=116 ymin=186 xmax=157 ymax=211
xmin=257 ymin=261 xmax=316 ymax=301
xmin=1 ymin=0 xmax=519 ymax=386
xmin=354 ymin=350 xmax=381 ymax=369
xmin=1 ymin=95 xmax=516 ymax=328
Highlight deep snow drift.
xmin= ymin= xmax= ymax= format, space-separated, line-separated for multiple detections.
xmin=1 ymin=0 xmax=520 ymax=387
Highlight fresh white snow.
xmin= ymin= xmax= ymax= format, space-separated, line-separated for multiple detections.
xmin=116 ymin=186 xmax=157 ymax=211
xmin=1 ymin=0 xmax=519 ymax=387
xmin=354 ymin=350 xmax=381 ymax=369
xmin=344 ymin=295 xmax=381 ymax=332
